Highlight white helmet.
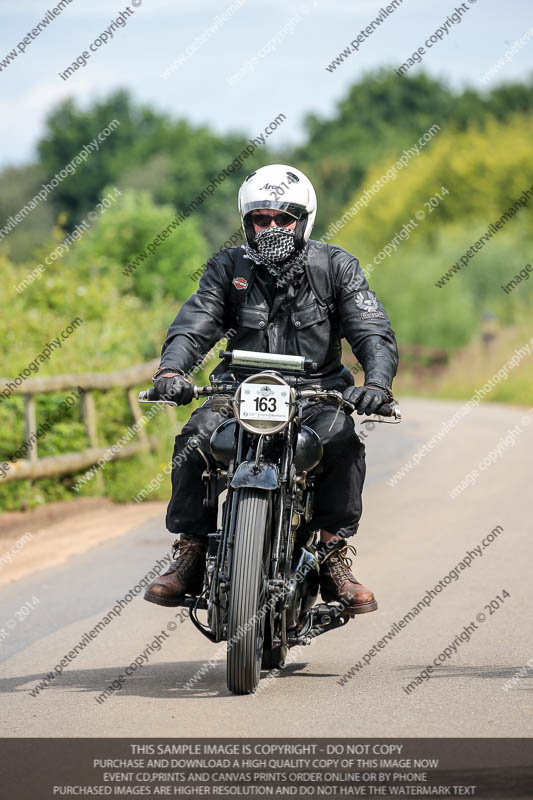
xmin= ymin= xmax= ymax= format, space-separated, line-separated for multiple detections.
xmin=238 ymin=164 xmax=317 ymax=250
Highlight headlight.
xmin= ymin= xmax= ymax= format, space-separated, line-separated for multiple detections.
xmin=233 ymin=372 xmax=295 ymax=435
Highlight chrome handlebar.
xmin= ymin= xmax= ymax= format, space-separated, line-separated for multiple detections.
xmin=138 ymin=383 xmax=401 ymax=424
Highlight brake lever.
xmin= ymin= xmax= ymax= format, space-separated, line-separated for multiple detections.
xmin=138 ymin=381 xmax=224 ymax=406
xmin=360 ymin=404 xmax=402 ymax=424
xmin=137 ymin=387 xmax=178 ymax=405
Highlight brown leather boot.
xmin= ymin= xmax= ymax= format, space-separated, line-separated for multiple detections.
xmin=318 ymin=542 xmax=377 ymax=615
xmin=144 ymin=536 xmax=207 ymax=607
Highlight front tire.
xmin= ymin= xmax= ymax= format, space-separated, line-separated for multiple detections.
xmin=227 ymin=489 xmax=270 ymax=695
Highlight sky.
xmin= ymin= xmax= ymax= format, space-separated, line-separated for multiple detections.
xmin=0 ymin=0 xmax=532 ymax=168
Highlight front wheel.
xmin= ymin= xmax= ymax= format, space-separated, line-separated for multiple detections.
xmin=227 ymin=488 xmax=270 ymax=694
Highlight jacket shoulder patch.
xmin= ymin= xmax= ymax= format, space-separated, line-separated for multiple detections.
xmin=233 ymin=277 xmax=248 ymax=290
xmin=354 ymin=291 xmax=385 ymax=319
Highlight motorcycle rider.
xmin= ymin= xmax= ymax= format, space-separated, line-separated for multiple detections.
xmin=145 ymin=164 xmax=398 ymax=615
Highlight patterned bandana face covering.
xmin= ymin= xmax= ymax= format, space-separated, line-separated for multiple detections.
xmin=244 ymin=226 xmax=308 ymax=290
xmin=255 ymin=226 xmax=297 ymax=262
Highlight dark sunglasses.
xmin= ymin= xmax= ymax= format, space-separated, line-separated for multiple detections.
xmin=251 ymin=212 xmax=297 ymax=227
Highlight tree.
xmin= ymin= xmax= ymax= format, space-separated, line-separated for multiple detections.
xmin=36 ymin=90 xmax=277 ymax=250
xmin=70 ymin=189 xmax=209 ymax=303
xmin=290 ymin=69 xmax=533 ymax=237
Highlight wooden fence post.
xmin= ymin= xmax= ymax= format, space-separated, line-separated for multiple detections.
xmin=81 ymin=390 xmax=98 ymax=449
xmin=81 ymin=389 xmax=104 ymax=491
xmin=24 ymin=395 xmax=38 ymax=464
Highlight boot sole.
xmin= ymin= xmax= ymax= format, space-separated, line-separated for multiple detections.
xmin=342 ymin=599 xmax=378 ymax=616
xmin=321 ymin=592 xmax=378 ymax=616
xmin=144 ymin=590 xmax=187 ymax=607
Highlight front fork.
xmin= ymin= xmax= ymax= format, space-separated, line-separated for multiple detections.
xmin=203 ymin=422 xmax=343 ymax=650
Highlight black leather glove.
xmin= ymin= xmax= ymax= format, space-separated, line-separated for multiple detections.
xmin=343 ymin=384 xmax=392 ymax=415
xmin=153 ymin=370 xmax=194 ymax=405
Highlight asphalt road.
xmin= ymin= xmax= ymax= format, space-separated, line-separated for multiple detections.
xmin=0 ymin=398 xmax=531 ymax=737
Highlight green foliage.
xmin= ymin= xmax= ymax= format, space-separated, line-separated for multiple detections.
xmin=0 ymin=390 xmax=87 ymax=511
xmin=295 ymin=69 xmax=533 ymax=237
xmin=35 ymin=89 xmax=278 ymax=251
xmin=342 ymin=115 xmax=533 ymax=246
xmin=0 ymin=164 xmax=55 ymax=262
xmin=0 ymin=183 xmax=213 ymax=510
xmin=37 ymin=90 xmax=169 ymax=222
xmin=397 ymin=322 xmax=533 ymax=406
xmin=71 ymin=189 xmax=208 ymax=302
xmin=337 ymin=116 xmax=533 ymax=349
xmin=2 ymin=73 xmax=533 ymax=511
xmin=2 ymin=188 xmax=212 ymax=377
xmin=296 ymin=70 xmax=455 ymax=232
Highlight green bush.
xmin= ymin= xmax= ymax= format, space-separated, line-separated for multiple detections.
xmin=0 ymin=188 xmax=213 ymax=509
xmin=337 ymin=116 xmax=533 ymax=349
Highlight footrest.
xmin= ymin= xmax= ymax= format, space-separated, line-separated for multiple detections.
xmin=313 ymin=602 xmax=349 ymax=621
xmin=287 ymin=603 xmax=351 ymax=646
xmin=177 ymin=596 xmax=208 ymax=610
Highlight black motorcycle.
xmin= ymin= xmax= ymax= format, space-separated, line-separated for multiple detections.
xmin=139 ymin=349 xmax=401 ymax=695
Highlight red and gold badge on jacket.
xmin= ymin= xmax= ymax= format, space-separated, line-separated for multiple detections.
xmin=233 ymin=277 xmax=248 ymax=290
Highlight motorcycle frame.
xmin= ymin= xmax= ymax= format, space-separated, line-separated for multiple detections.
xmin=197 ymin=401 xmax=308 ymax=654
xmin=138 ymin=363 xmax=400 ymax=656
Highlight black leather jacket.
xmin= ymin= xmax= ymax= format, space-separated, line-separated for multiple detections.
xmin=159 ymin=241 xmax=398 ymax=390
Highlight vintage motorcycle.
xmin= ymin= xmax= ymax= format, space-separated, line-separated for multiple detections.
xmin=139 ymin=349 xmax=401 ymax=695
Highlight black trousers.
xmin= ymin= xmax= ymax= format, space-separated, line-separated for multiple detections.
xmin=166 ymin=400 xmax=366 ymax=539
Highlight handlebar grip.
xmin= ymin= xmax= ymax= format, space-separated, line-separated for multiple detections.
xmin=375 ymin=402 xmax=394 ymax=417
xmin=303 ymin=358 xmax=318 ymax=374
xmin=138 ymin=387 xmax=161 ymax=401
xmin=138 ymin=382 xmax=206 ymax=404
xmin=344 ymin=399 xmax=397 ymax=418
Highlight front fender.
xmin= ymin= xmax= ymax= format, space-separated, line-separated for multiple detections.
xmin=230 ymin=460 xmax=280 ymax=491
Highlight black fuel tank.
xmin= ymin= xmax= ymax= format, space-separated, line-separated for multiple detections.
xmin=209 ymin=418 xmax=237 ymax=466
xmin=294 ymin=425 xmax=323 ymax=473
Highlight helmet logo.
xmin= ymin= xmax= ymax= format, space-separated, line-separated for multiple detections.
xmin=233 ymin=277 xmax=248 ymax=290
xmin=259 ymin=183 xmax=281 ymax=192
